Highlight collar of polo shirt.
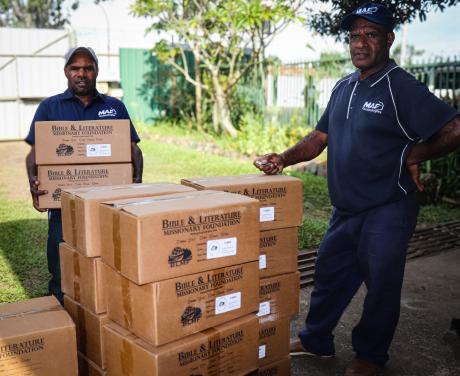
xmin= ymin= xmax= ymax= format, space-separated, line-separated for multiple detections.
xmin=348 ymin=59 xmax=398 ymax=86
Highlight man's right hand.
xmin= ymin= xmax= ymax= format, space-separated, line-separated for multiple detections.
xmin=253 ymin=153 xmax=284 ymax=175
xmin=30 ymin=179 xmax=48 ymax=212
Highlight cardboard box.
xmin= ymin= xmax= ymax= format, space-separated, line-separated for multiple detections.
xmin=35 ymin=119 xmax=131 ymax=165
xmin=61 ymin=183 xmax=195 ymax=256
xmin=64 ymin=296 xmax=109 ymax=369
xmin=103 ymin=315 xmax=259 ymax=376
xmin=0 ymin=296 xmax=78 ymax=376
xmin=258 ymin=272 xmax=300 ymax=320
xmin=100 ymin=190 xmax=260 ymax=285
xmin=181 ymin=174 xmax=303 ymax=230
xmin=60 ymin=242 xmax=106 ymax=313
xmin=259 ymin=227 xmax=299 ymax=278
xmin=78 ymin=353 xmax=106 ymax=376
xmin=38 ymin=163 xmax=133 ymax=209
xmin=256 ymin=357 xmax=291 ymax=376
xmin=258 ymin=316 xmax=290 ymax=367
xmin=103 ymin=261 xmax=259 ymax=346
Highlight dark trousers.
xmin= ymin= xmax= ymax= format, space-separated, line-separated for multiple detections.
xmin=299 ymin=194 xmax=419 ymax=366
xmin=47 ymin=209 xmax=63 ymax=304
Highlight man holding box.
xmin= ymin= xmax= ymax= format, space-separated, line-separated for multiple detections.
xmin=25 ymin=46 xmax=143 ymax=304
xmin=254 ymin=3 xmax=460 ymax=376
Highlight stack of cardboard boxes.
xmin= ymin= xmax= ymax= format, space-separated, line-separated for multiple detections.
xmin=59 ymin=183 xmax=197 ymax=375
xmin=60 ymin=184 xmax=270 ymax=375
xmin=181 ymin=174 xmax=303 ymax=375
xmin=34 ymin=119 xmax=133 ymax=209
xmin=99 ymin=189 xmax=262 ymax=375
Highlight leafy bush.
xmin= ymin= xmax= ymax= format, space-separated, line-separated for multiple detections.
xmin=228 ymin=85 xmax=265 ymax=129
xmin=229 ymin=113 xmax=309 ymax=156
xmin=420 ymin=150 xmax=460 ymax=201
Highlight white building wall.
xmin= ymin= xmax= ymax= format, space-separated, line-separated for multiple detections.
xmin=0 ymin=27 xmax=70 ymax=140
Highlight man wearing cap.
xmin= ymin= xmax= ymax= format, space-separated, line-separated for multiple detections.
xmin=254 ymin=3 xmax=460 ymax=375
xmin=25 ymin=47 xmax=143 ymax=304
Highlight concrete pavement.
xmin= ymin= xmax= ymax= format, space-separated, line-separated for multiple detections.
xmin=290 ymin=248 xmax=460 ymax=375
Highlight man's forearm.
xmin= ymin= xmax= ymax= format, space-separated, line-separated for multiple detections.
xmin=280 ymin=130 xmax=328 ymax=167
xmin=25 ymin=145 xmax=37 ymax=183
xmin=131 ymin=142 xmax=143 ymax=183
xmin=407 ymin=116 xmax=460 ymax=165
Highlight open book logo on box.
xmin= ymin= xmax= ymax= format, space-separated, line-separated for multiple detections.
xmin=56 ymin=144 xmax=74 ymax=156
xmin=181 ymin=306 xmax=202 ymax=326
xmin=168 ymin=247 xmax=192 ymax=267
xmin=52 ymin=188 xmax=62 ymax=202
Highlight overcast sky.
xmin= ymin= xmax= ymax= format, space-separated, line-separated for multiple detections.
xmin=69 ymin=1 xmax=460 ymax=63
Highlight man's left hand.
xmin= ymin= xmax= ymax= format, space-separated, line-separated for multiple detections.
xmin=406 ymin=162 xmax=424 ymax=191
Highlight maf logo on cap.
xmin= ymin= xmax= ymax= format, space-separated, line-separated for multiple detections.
xmin=356 ymin=6 xmax=378 ymax=15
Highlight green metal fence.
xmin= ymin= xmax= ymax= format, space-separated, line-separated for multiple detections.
xmin=267 ymin=56 xmax=460 ymax=127
xmin=119 ymin=48 xmax=195 ymax=124
xmin=408 ymin=59 xmax=460 ymax=111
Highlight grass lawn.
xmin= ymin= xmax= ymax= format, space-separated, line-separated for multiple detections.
xmin=1 ymin=137 xmax=460 ymax=303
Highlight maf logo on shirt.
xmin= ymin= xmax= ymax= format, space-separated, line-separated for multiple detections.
xmin=362 ymin=101 xmax=384 ymax=114
xmin=98 ymin=108 xmax=117 ymax=117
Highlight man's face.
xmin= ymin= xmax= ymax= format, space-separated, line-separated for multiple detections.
xmin=64 ymin=52 xmax=98 ymax=96
xmin=349 ymin=18 xmax=394 ymax=72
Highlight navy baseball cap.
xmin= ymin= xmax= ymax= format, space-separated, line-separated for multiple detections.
xmin=341 ymin=2 xmax=395 ymax=31
xmin=64 ymin=47 xmax=98 ymax=67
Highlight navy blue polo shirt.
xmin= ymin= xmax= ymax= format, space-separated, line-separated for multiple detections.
xmin=317 ymin=59 xmax=458 ymax=214
xmin=25 ymin=89 xmax=140 ymax=145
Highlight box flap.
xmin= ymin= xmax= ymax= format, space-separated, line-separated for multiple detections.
xmin=181 ymin=174 xmax=301 ymax=188
xmin=101 ymin=190 xmax=258 ymax=217
xmin=71 ymin=183 xmax=194 ymax=201
xmin=0 ymin=296 xmax=61 ymax=318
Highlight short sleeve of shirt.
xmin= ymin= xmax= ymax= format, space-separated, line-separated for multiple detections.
xmin=315 ymin=100 xmax=330 ymax=133
xmin=118 ymin=102 xmax=140 ymax=143
xmin=393 ymin=71 xmax=458 ymax=141
xmin=25 ymin=100 xmax=49 ymax=145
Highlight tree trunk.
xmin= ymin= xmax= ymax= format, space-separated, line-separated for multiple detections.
xmin=193 ymin=50 xmax=203 ymax=131
xmin=211 ymin=73 xmax=238 ymax=137
xmin=212 ymin=101 xmax=220 ymax=133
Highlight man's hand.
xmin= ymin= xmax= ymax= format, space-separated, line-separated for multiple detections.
xmin=29 ymin=178 xmax=48 ymax=212
xmin=406 ymin=162 xmax=424 ymax=192
xmin=253 ymin=153 xmax=284 ymax=175
xmin=131 ymin=142 xmax=143 ymax=183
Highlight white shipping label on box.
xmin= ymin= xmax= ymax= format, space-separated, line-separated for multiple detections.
xmin=260 ymin=207 xmax=275 ymax=222
xmin=257 ymin=301 xmax=271 ymax=317
xmin=259 ymin=254 xmax=267 ymax=270
xmin=207 ymin=237 xmax=237 ymax=259
xmin=259 ymin=345 xmax=266 ymax=359
xmin=86 ymin=144 xmax=112 ymax=157
xmin=215 ymin=292 xmax=241 ymax=315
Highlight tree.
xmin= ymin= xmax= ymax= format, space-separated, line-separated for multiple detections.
xmin=131 ymin=0 xmax=307 ymax=137
xmin=307 ymin=0 xmax=460 ymax=39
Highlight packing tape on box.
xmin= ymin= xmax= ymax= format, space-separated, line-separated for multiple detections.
xmin=206 ymin=327 xmax=221 ymax=373
xmin=73 ymin=252 xmax=81 ymax=302
xmin=70 ymin=197 xmax=77 ymax=245
xmin=74 ymin=281 xmax=81 ymax=303
xmin=73 ymin=252 xmax=81 ymax=276
xmin=0 ymin=305 xmax=62 ymax=320
xmin=113 ymin=210 xmax=122 ymax=270
xmin=121 ymin=277 xmax=133 ymax=329
xmin=121 ymin=337 xmax=134 ymax=375
xmin=77 ymin=304 xmax=87 ymax=355
xmin=110 ymin=191 xmax=227 ymax=209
